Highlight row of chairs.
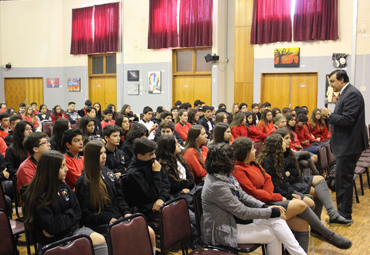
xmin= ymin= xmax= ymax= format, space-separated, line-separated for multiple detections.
xmin=41 ymin=119 xmax=80 ymax=137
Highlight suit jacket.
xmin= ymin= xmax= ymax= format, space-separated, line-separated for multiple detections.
xmin=329 ymin=84 xmax=368 ymax=157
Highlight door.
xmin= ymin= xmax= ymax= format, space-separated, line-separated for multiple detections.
xmin=291 ymin=73 xmax=318 ymax=112
xmin=4 ymin=78 xmax=43 ymax=109
xmin=261 ymin=74 xmax=291 ymax=111
xmin=173 ymin=75 xmax=212 ymax=106
xmin=89 ymin=77 xmax=117 ymax=110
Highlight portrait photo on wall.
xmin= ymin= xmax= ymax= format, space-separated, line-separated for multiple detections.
xmin=326 ymin=74 xmax=339 ymax=103
xmin=148 ymin=71 xmax=161 ymax=94
xmin=47 ymin=78 xmax=59 ymax=88
xmin=127 ymin=70 xmax=139 ymax=81
xmin=67 ymin=78 xmax=81 ymax=92
xmin=274 ymin=48 xmax=300 ymax=67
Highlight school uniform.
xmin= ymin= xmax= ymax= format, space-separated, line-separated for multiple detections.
xmin=256 ymin=122 xmax=274 ymax=135
xmin=183 ymin=146 xmax=208 ymax=184
xmin=308 ymin=122 xmax=329 ymax=142
xmin=0 ymin=137 xmax=7 ymax=157
xmin=199 ymin=117 xmax=214 ymax=139
xmin=17 ymin=156 xmax=37 ymax=195
xmin=139 ymin=119 xmax=156 ymax=140
xmin=101 ymin=120 xmax=115 ymax=130
xmin=175 ymin=122 xmax=192 ymax=141
xmin=23 ymin=116 xmax=39 ymax=128
xmin=51 ymin=112 xmax=69 ymax=122
xmin=0 ymin=127 xmax=10 ymax=140
xmin=105 ymin=147 xmax=128 ymax=175
xmin=231 ymin=125 xmax=249 ymax=139
xmin=64 ymin=152 xmax=84 ymax=190
xmin=248 ymin=125 xmax=267 ymax=142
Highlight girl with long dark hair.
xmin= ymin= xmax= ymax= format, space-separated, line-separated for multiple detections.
xmin=49 ymin=118 xmax=71 ymax=153
xmin=51 ymin=105 xmax=68 ymax=122
xmin=107 ymin=104 xmax=117 ymax=120
xmin=257 ymin=109 xmax=274 ymax=134
xmin=78 ymin=116 xmax=99 ymax=145
xmin=115 ymin=114 xmax=130 ymax=146
xmin=245 ymin=111 xmax=267 ymax=141
xmin=308 ymin=108 xmax=330 ymax=143
xmin=188 ymin=109 xmax=200 ymax=125
xmin=210 ymin=123 xmax=232 ymax=146
xmin=230 ymin=112 xmax=248 ymax=139
xmin=118 ymin=104 xmax=138 ymax=122
xmin=93 ymin=102 xmax=103 ymax=122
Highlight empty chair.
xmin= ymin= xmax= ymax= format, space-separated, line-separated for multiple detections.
xmin=40 ymin=234 xmax=94 ymax=255
xmin=42 ymin=121 xmax=54 ymax=136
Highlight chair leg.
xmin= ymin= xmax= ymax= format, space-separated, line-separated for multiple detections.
xmin=353 ymin=180 xmax=360 ymax=203
xmin=262 ymin=244 xmax=266 ymax=255
xmin=366 ymin=168 xmax=370 ymax=189
xmin=359 ymin=174 xmax=364 ymax=196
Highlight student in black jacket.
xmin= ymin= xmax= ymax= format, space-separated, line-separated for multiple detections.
xmin=86 ymin=106 xmax=102 ymax=136
xmin=126 ymin=138 xmax=172 ymax=221
xmin=22 ymin=150 xmax=108 ymax=254
xmin=120 ymin=123 xmax=148 ymax=167
xmin=198 ymin=106 xmax=215 ymax=139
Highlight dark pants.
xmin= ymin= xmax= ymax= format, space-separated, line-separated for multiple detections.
xmin=335 ymin=153 xmax=362 ymax=219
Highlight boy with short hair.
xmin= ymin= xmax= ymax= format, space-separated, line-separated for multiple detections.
xmin=63 ymin=129 xmax=84 ymax=189
xmin=264 ymin=102 xmax=272 ymax=110
xmin=199 ymin=106 xmax=215 ymax=138
xmin=66 ymin=101 xmax=81 ymax=124
xmin=78 ymin=99 xmax=92 ymax=117
xmin=103 ymin=125 xmax=128 ymax=178
xmin=139 ymin=106 xmax=158 ymax=140
xmin=159 ymin=120 xmax=184 ymax=147
xmin=126 ymin=137 xmax=171 ymax=221
xmin=31 ymin=102 xmax=38 ymax=115
xmin=0 ymin=113 xmax=11 ymax=139
xmin=152 ymin=106 xmax=165 ymax=126
xmin=18 ymin=103 xmax=26 ymax=116
xmin=4 ymin=115 xmax=22 ymax=146
xmin=17 ymin=132 xmax=50 ymax=194
xmin=239 ymin=103 xmax=248 ymax=113
xmin=101 ymin=109 xmax=115 ymax=129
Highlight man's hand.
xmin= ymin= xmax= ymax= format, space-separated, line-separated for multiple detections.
xmin=152 ymin=160 xmax=161 ymax=172
xmin=285 ymin=171 xmax=290 ymax=177
xmin=181 ymin=188 xmax=190 ymax=194
xmin=321 ymin=107 xmax=331 ymax=117
xmin=152 ymin=199 xmax=164 ymax=211
xmin=42 ymin=230 xmax=54 ymax=238
xmin=2 ymin=169 xmax=9 ymax=179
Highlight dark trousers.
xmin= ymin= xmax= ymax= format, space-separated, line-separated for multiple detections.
xmin=335 ymin=153 xmax=362 ymax=219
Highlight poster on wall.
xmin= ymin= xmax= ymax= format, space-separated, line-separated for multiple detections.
xmin=67 ymin=78 xmax=81 ymax=92
xmin=274 ymin=48 xmax=300 ymax=67
xmin=47 ymin=78 xmax=59 ymax=88
xmin=127 ymin=70 xmax=139 ymax=81
xmin=148 ymin=71 xmax=161 ymax=94
xmin=127 ymin=84 xmax=140 ymax=95
xmin=325 ymin=74 xmax=339 ymax=103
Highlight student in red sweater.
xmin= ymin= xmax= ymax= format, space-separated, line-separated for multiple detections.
xmin=0 ymin=113 xmax=11 ymax=140
xmin=17 ymin=132 xmax=50 ymax=197
xmin=23 ymin=105 xmax=40 ymax=130
xmin=209 ymin=123 xmax=233 ymax=146
xmin=175 ymin=109 xmax=192 ymax=141
xmin=230 ymin=112 xmax=249 ymax=139
xmin=63 ymin=129 xmax=84 ymax=190
xmin=0 ymin=137 xmax=7 ymax=156
xmin=308 ymin=109 xmax=330 ymax=143
xmin=296 ymin=114 xmax=319 ymax=155
xmin=245 ymin=112 xmax=267 ymax=142
xmin=267 ymin=114 xmax=287 ymax=136
xmin=182 ymin=125 xmax=208 ymax=184
xmin=51 ymin=105 xmax=68 ymax=122
xmin=257 ymin=109 xmax=274 ymax=134
xmin=101 ymin=109 xmax=115 ymax=129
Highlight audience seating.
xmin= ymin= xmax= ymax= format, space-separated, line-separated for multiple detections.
xmin=159 ymin=197 xmax=233 ymax=255
xmin=49 ymin=125 xmax=54 ymax=136
xmin=40 ymin=234 xmax=94 ymax=255
xmin=12 ymin=174 xmax=22 ymax=220
xmin=42 ymin=121 xmax=54 ymax=136
xmin=0 ymin=209 xmax=17 ymax=255
xmin=107 ymin=214 xmax=153 ymax=255
xmin=254 ymin=141 xmax=264 ymax=158
xmin=193 ymin=189 xmax=264 ymax=254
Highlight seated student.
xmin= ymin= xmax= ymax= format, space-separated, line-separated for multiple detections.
xmin=182 ymin=125 xmax=208 ymax=184
xmin=152 ymin=106 xmax=164 ymax=126
xmin=36 ymin=104 xmax=51 ymax=123
xmin=156 ymin=120 xmax=184 ymax=147
xmin=174 ymin=100 xmax=182 ymax=109
xmin=21 ymin=150 xmax=108 ymax=254
xmin=267 ymin=114 xmax=287 ymax=136
xmin=154 ymin=111 xmax=173 ymax=140
xmin=0 ymin=137 xmax=7 ymax=156
xmin=6 ymin=107 xmax=16 ymax=115
xmin=208 ymin=123 xmax=232 ymax=147
xmin=198 ymin=106 xmax=215 ymax=139
xmin=120 ymin=123 xmax=148 ymax=166
xmin=119 ymin=104 xmax=139 ymax=122
xmin=4 ymin=115 xmax=23 ymax=146
xmin=31 ymin=102 xmax=39 ymax=115
xmin=265 ymin=102 xmax=272 ymax=110
xmin=63 ymin=129 xmax=84 ymax=190
xmin=93 ymin=102 xmax=103 ymax=123
xmin=51 ymin=105 xmax=68 ymax=122
xmin=174 ymin=109 xmax=192 ymax=141
xmin=79 ymin=116 xmax=100 ymax=145
xmin=17 ymin=132 xmax=51 ymax=195
xmin=78 ymin=99 xmax=92 ymax=117
xmin=282 ymin=107 xmax=292 ymax=116
xmin=201 ymin=143 xmax=307 ymax=255
xmin=115 ymin=114 xmax=130 ymax=146
xmin=239 ymin=102 xmax=248 ymax=113
xmin=103 ymin=125 xmax=128 ymax=178
xmin=106 ymin=104 xmax=118 ymax=121
xmin=308 ymin=109 xmax=330 ymax=143
xmin=216 ymin=103 xmax=233 ymax=124
xmin=66 ymin=101 xmax=81 ymax=124
xmin=49 ymin=118 xmax=71 ymax=152
xmin=139 ymin=106 xmax=158 ymax=140
xmin=251 ymin=103 xmax=260 ymax=123
xmin=171 ymin=106 xmax=179 ymax=122
xmin=18 ymin=103 xmax=26 ymax=116
xmin=272 ymin=107 xmax=281 ymax=118
xmin=231 ymin=103 xmax=240 ymax=121
xmin=257 ymin=109 xmax=274 ymax=135
xmin=0 ymin=113 xmax=11 ymax=139
xmin=215 ymin=112 xmax=228 ymax=125
xmin=23 ymin=105 xmax=40 ymax=130
xmin=126 ymin=137 xmax=172 ymax=221
xmin=256 ymin=103 xmax=265 ymax=120
xmin=0 ymin=103 xmax=6 ymax=113
xmin=245 ymin=112 xmax=267 ymax=141
xmin=188 ymin=109 xmax=200 ymax=125
xmin=230 ymin=113 xmax=249 ymax=139
xmin=86 ymin=106 xmax=102 ymax=136
xmin=295 ymin=114 xmax=320 ymax=154
xmin=101 ymin=108 xmax=115 ymax=130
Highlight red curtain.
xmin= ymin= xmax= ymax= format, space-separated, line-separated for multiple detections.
xmin=250 ymin=0 xmax=292 ymax=44
xmin=179 ymin=0 xmax=213 ymax=47
xmin=94 ymin=2 xmax=120 ymax=53
xmin=70 ymin=6 xmax=94 ymax=54
xmin=148 ymin=0 xmax=178 ymax=49
xmin=293 ymin=0 xmax=338 ymax=41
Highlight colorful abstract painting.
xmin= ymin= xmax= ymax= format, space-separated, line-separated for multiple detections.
xmin=67 ymin=78 xmax=81 ymax=92
xmin=274 ymin=48 xmax=300 ymax=67
xmin=148 ymin=71 xmax=161 ymax=94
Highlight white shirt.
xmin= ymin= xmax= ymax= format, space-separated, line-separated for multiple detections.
xmin=139 ymin=119 xmax=155 ymax=140
xmin=177 ymin=160 xmax=187 ymax=180
xmin=339 ymin=82 xmax=350 ymax=95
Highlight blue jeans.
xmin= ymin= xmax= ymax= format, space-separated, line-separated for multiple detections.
xmin=303 ymin=146 xmax=318 ymax=154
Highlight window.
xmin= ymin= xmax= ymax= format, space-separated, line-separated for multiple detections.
xmin=89 ymin=54 xmax=116 ymax=76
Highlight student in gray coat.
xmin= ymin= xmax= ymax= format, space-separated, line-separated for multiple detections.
xmin=201 ymin=143 xmax=306 ymax=255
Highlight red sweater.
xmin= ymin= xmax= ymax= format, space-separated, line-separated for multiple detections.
xmin=296 ymin=125 xmax=316 ymax=148
xmin=23 ymin=116 xmax=39 ymax=128
xmin=64 ymin=153 xmax=84 ymax=190
xmin=51 ymin=112 xmax=68 ymax=122
xmin=232 ymin=161 xmax=283 ymax=202
xmin=0 ymin=137 xmax=7 ymax=156
xmin=17 ymin=156 xmax=37 ymax=196
xmin=267 ymin=127 xmax=277 ymax=136
xmin=231 ymin=125 xmax=249 ymax=139
xmin=257 ymin=122 xmax=274 ymax=135
xmin=248 ymin=125 xmax=267 ymax=142
xmin=101 ymin=120 xmax=115 ymax=129
xmin=308 ymin=122 xmax=329 ymax=142
xmin=0 ymin=128 xmax=9 ymax=140
xmin=183 ymin=147 xmax=208 ymax=184
xmin=175 ymin=122 xmax=192 ymax=141
xmin=290 ymin=130 xmax=301 ymax=151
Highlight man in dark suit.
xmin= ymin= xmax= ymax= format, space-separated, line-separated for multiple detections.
xmin=322 ymin=70 xmax=368 ymax=222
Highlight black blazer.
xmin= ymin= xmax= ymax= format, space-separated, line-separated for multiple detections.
xmin=329 ymin=84 xmax=368 ymax=157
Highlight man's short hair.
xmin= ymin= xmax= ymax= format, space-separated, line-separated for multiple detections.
xmin=86 ymin=106 xmax=95 ymax=113
xmin=329 ymin=69 xmax=350 ymax=83
xmin=179 ymin=104 xmax=188 ymax=110
xmin=160 ymin=111 xmax=172 ymax=120
xmin=63 ymin=129 xmax=83 ymax=146
xmin=31 ymin=102 xmax=37 ymax=106
xmin=9 ymin=114 xmax=22 ymax=123
xmin=23 ymin=132 xmax=48 ymax=155
xmin=297 ymin=113 xmax=308 ymax=122
xmin=239 ymin=103 xmax=248 ymax=109
xmin=160 ymin=120 xmax=175 ymax=131
xmin=252 ymin=103 xmax=259 ymax=109
xmin=85 ymin=100 xmax=92 ymax=106
xmin=0 ymin=113 xmax=10 ymax=121
xmin=264 ymin=102 xmax=271 ymax=107
xmin=170 ymin=106 xmax=178 ymax=112
xmin=194 ymin=100 xmax=202 ymax=107
xmin=143 ymin=106 xmax=153 ymax=114
xmin=156 ymin=106 xmax=164 ymax=114
xmin=202 ymin=106 xmax=212 ymax=112
xmin=133 ymin=137 xmax=157 ymax=156
xmin=19 ymin=103 xmax=26 ymax=108
xmin=186 ymin=103 xmax=192 ymax=108
xmin=103 ymin=108 xmax=113 ymax=115
xmin=258 ymin=103 xmax=265 ymax=108
xmin=103 ymin=125 xmax=123 ymax=139
xmin=174 ymin=100 xmax=182 ymax=106
xmin=68 ymin=102 xmax=76 ymax=106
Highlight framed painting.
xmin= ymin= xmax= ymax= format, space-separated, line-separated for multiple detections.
xmin=274 ymin=48 xmax=300 ymax=67
xmin=148 ymin=71 xmax=161 ymax=94
xmin=127 ymin=70 xmax=139 ymax=81
xmin=47 ymin=78 xmax=59 ymax=88
xmin=67 ymin=78 xmax=81 ymax=92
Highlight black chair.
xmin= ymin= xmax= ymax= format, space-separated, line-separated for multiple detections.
xmin=0 ymin=209 xmax=18 ymax=255
xmin=40 ymin=234 xmax=94 ymax=255
xmin=107 ymin=214 xmax=153 ymax=255
xmin=159 ymin=197 xmax=233 ymax=255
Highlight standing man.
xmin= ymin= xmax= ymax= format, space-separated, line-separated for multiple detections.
xmin=322 ymin=70 xmax=368 ymax=221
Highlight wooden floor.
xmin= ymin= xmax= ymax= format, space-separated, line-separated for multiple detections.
xmin=15 ymin=177 xmax=370 ymax=255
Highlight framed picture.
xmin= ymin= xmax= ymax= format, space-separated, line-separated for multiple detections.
xmin=127 ymin=84 xmax=140 ymax=95
xmin=274 ymin=48 xmax=300 ymax=67
xmin=47 ymin=78 xmax=59 ymax=88
xmin=148 ymin=71 xmax=161 ymax=94
xmin=127 ymin=70 xmax=139 ymax=81
xmin=67 ymin=78 xmax=81 ymax=92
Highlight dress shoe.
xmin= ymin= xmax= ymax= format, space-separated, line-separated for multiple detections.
xmin=328 ymin=216 xmax=354 ymax=226
xmin=324 ymin=233 xmax=352 ymax=250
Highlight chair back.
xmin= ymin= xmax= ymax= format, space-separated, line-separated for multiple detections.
xmin=160 ymin=197 xmax=191 ymax=253
xmin=40 ymin=234 xmax=94 ymax=255
xmin=193 ymin=188 xmax=204 ymax=244
xmin=254 ymin=141 xmax=264 ymax=158
xmin=317 ymin=145 xmax=328 ymax=173
xmin=0 ymin=210 xmax=15 ymax=255
xmin=42 ymin=121 xmax=54 ymax=136
xmin=326 ymin=143 xmax=336 ymax=168
xmin=107 ymin=214 xmax=153 ymax=255
xmin=0 ymin=181 xmax=6 ymax=211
